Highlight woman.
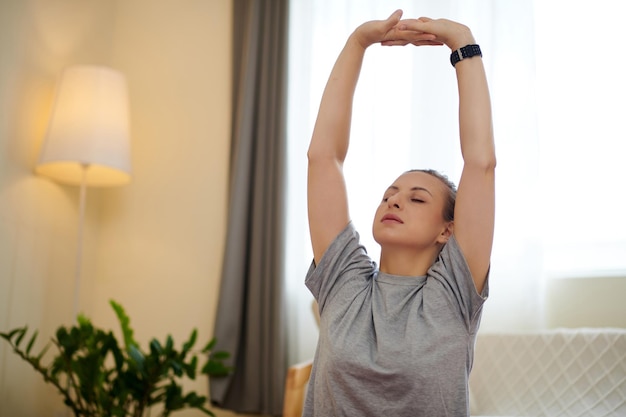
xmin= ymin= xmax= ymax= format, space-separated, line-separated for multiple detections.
xmin=305 ymin=10 xmax=495 ymax=416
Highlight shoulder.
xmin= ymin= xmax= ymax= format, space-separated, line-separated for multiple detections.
xmin=429 ymin=234 xmax=489 ymax=299
xmin=305 ymin=222 xmax=376 ymax=311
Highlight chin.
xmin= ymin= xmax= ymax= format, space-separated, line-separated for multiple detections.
xmin=373 ymin=229 xmax=407 ymax=247
xmin=374 ymin=229 xmax=435 ymax=251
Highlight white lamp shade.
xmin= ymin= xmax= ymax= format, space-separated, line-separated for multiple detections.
xmin=36 ymin=65 xmax=132 ymax=187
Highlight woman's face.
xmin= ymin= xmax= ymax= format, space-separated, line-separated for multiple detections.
xmin=372 ymin=171 xmax=452 ymax=250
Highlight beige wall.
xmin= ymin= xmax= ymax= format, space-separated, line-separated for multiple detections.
xmin=0 ymin=0 xmax=249 ymax=416
xmin=545 ymin=277 xmax=626 ymax=329
xmin=1 ymin=1 xmax=118 ymax=416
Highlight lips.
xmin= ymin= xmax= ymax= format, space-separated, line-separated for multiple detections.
xmin=381 ymin=213 xmax=403 ymax=224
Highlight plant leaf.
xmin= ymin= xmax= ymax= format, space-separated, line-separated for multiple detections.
xmin=182 ymin=329 xmax=197 ymax=353
xmin=35 ymin=343 xmax=51 ymax=362
xmin=110 ymin=300 xmax=138 ymax=350
xmin=77 ymin=314 xmax=90 ymax=327
xmin=165 ymin=335 xmax=173 ymax=352
xmin=211 ymin=351 xmax=230 ymax=360
xmin=184 ymin=391 xmax=207 ymax=407
xmin=14 ymin=328 xmax=27 ymax=347
xmin=128 ymin=345 xmax=145 ymax=372
xmin=26 ymin=330 xmax=38 ymax=354
xmin=202 ymin=337 xmax=217 ymax=353
xmin=171 ymin=360 xmax=183 ymax=377
xmin=186 ymin=356 xmax=198 ymax=379
xmin=0 ymin=327 xmax=26 ymax=342
xmin=201 ymin=360 xmax=232 ymax=377
xmin=164 ymin=381 xmax=185 ymax=411
xmin=150 ymin=339 xmax=163 ymax=356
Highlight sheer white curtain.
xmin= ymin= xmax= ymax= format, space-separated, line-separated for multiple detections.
xmin=285 ymin=0 xmax=626 ymax=364
xmin=534 ymin=0 xmax=626 ymax=279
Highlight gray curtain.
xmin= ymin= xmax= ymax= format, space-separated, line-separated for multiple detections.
xmin=210 ymin=0 xmax=288 ymax=415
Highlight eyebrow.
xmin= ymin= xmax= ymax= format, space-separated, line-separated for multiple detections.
xmin=386 ymin=185 xmax=433 ymax=196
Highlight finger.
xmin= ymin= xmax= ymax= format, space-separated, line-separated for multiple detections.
xmin=381 ymin=39 xmax=442 ymax=47
xmin=387 ymin=9 xmax=403 ymax=23
xmin=411 ymin=40 xmax=444 ymax=46
xmin=380 ymin=40 xmax=411 ymax=46
xmin=382 ymin=9 xmax=403 ymax=32
xmin=398 ymin=17 xmax=432 ymax=33
xmin=395 ymin=18 xmax=419 ymax=30
xmin=393 ymin=30 xmax=438 ymax=43
xmin=396 ymin=17 xmax=431 ymax=25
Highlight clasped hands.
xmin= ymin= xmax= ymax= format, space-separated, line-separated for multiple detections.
xmin=353 ymin=9 xmax=475 ymax=52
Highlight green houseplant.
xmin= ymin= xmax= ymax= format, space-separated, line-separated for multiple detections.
xmin=0 ymin=300 xmax=231 ymax=417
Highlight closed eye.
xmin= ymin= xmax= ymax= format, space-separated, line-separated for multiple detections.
xmin=411 ymin=199 xmax=424 ymax=203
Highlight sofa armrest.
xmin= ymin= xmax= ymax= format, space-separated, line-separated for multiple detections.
xmin=469 ymin=328 xmax=626 ymax=416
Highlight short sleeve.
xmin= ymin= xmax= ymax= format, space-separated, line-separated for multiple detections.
xmin=428 ymin=234 xmax=489 ymax=332
xmin=305 ymin=222 xmax=376 ymax=315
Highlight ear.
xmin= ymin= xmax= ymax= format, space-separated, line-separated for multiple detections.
xmin=436 ymin=221 xmax=454 ymax=244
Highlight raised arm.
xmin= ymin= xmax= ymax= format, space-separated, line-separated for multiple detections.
xmin=307 ymin=10 xmax=437 ymax=264
xmin=306 ymin=27 xmax=365 ymax=265
xmin=399 ymin=18 xmax=496 ymax=293
xmin=452 ymin=25 xmax=495 ymax=295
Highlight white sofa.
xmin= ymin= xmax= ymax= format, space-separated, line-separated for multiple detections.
xmin=469 ymin=328 xmax=626 ymax=417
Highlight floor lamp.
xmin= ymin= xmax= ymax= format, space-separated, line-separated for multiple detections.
xmin=35 ymin=65 xmax=132 ymax=320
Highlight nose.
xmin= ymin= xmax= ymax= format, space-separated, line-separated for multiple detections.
xmin=387 ymin=193 xmax=401 ymax=209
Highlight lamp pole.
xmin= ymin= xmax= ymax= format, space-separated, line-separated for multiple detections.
xmin=72 ymin=164 xmax=89 ymax=320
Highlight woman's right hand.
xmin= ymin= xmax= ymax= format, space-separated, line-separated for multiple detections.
xmin=393 ymin=17 xmax=475 ymax=51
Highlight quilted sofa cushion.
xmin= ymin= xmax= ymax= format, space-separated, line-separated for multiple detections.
xmin=469 ymin=328 xmax=626 ymax=417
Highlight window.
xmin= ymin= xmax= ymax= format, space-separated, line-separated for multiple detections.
xmin=534 ymin=0 xmax=626 ymax=278
xmin=285 ymin=0 xmax=626 ymax=362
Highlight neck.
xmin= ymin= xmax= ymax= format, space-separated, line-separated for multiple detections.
xmin=378 ymin=244 xmax=441 ymax=277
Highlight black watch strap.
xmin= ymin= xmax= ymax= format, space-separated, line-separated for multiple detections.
xmin=450 ymin=44 xmax=482 ymax=67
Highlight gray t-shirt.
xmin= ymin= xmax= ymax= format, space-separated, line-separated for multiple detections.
xmin=304 ymin=222 xmax=488 ymax=417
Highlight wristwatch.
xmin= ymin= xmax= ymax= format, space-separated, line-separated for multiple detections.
xmin=450 ymin=44 xmax=482 ymax=67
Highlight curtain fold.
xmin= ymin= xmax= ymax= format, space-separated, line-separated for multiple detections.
xmin=210 ymin=0 xmax=288 ymax=414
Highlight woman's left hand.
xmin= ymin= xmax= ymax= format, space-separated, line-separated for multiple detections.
xmin=353 ymin=10 xmax=441 ymax=49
